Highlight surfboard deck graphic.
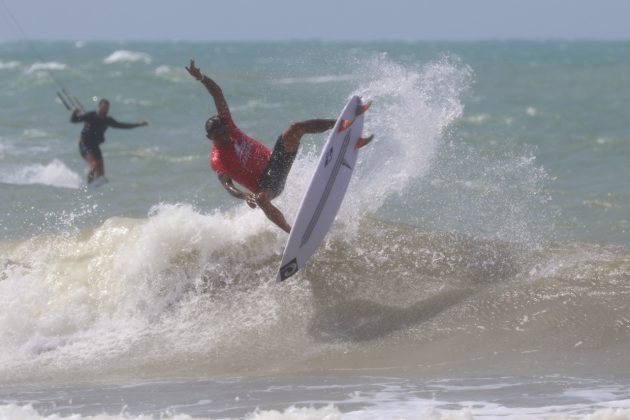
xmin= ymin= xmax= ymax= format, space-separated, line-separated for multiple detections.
xmin=277 ymin=95 xmax=372 ymax=282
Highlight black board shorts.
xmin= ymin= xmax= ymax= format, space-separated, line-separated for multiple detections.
xmin=257 ymin=135 xmax=297 ymax=198
xmin=79 ymin=141 xmax=103 ymax=161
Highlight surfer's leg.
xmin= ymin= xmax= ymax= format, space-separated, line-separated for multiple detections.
xmin=92 ymin=146 xmax=105 ymax=178
xmin=83 ymin=152 xmax=99 ymax=183
xmin=79 ymin=142 xmax=94 ymax=183
xmin=255 ymin=189 xmax=291 ymax=233
xmin=94 ymin=158 xmax=105 ymax=178
xmin=257 ymin=136 xmax=298 ymax=198
xmin=280 ymin=119 xmax=335 ymax=153
xmin=80 ymin=143 xmax=105 ymax=183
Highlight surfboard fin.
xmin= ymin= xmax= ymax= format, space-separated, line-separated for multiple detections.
xmin=356 ymin=135 xmax=374 ymax=149
xmin=338 ymin=119 xmax=352 ymax=132
xmin=356 ymin=100 xmax=372 ymax=116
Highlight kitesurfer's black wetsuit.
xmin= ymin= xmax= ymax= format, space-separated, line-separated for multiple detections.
xmin=71 ymin=110 xmax=141 ymax=160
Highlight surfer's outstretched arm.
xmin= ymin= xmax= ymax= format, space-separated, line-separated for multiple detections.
xmin=70 ymin=108 xmax=85 ymax=123
xmin=108 ymin=118 xmax=149 ymax=129
xmin=186 ymin=59 xmax=230 ymax=116
xmin=219 ymin=174 xmax=257 ymax=208
xmin=219 ymin=174 xmax=290 ymax=232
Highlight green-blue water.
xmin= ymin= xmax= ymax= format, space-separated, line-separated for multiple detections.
xmin=1 ymin=41 xmax=630 ymax=419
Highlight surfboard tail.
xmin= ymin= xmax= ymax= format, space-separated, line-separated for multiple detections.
xmin=356 ymin=100 xmax=372 ymax=115
xmin=338 ymin=98 xmax=372 ymax=132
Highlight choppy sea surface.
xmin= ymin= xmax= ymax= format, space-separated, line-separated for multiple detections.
xmin=1 ymin=40 xmax=630 ymax=419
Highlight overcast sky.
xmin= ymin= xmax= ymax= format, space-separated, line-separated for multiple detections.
xmin=1 ymin=0 xmax=630 ymax=42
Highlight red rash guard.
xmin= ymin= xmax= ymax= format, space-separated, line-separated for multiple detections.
xmin=209 ymin=111 xmax=271 ymax=192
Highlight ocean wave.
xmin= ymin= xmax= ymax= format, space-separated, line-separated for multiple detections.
xmin=0 ymin=61 xmax=20 ymax=70
xmin=154 ymin=64 xmax=171 ymax=75
xmin=231 ymin=99 xmax=284 ymax=111
xmin=0 ymin=143 xmax=9 ymax=158
xmin=127 ymin=147 xmax=198 ymax=162
xmin=153 ymin=64 xmax=182 ymax=78
xmin=0 ymin=403 xmax=344 ymax=420
xmin=464 ymin=113 xmax=492 ymax=124
xmin=0 ymin=204 xmax=629 ymax=384
xmin=3 ymin=392 xmax=630 ymax=419
xmin=525 ymin=106 xmax=538 ymax=116
xmin=0 ymin=404 xmax=197 ymax=419
xmin=595 ymin=136 xmax=625 ymax=146
xmin=274 ymin=74 xmax=355 ymax=85
xmin=25 ymin=61 xmax=67 ymax=73
xmin=22 ymin=128 xmax=48 ymax=139
xmin=0 ymin=159 xmax=82 ymax=189
xmin=103 ymin=50 xmax=152 ymax=65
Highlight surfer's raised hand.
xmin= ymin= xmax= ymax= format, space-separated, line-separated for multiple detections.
xmin=185 ymin=59 xmax=202 ymax=80
xmin=187 ymin=60 xmax=230 ymax=116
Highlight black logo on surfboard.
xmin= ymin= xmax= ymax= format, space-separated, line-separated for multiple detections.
xmin=324 ymin=147 xmax=333 ymax=167
xmin=279 ymin=258 xmax=299 ymax=281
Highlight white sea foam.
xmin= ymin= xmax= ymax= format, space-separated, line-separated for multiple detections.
xmin=0 ymin=404 xmax=196 ymax=419
xmin=0 ymin=203 xmax=279 ymax=370
xmin=275 ymin=74 xmax=355 ymax=85
xmin=0 ymin=60 xmax=20 ymax=70
xmin=351 ymin=54 xmax=471 ymax=194
xmin=26 ymin=61 xmax=67 ymax=73
xmin=231 ymin=99 xmax=283 ymax=111
xmin=0 ymin=159 xmax=82 ymax=189
xmin=154 ymin=64 xmax=170 ymax=74
xmin=288 ymin=54 xmax=471 ymax=237
xmin=22 ymin=128 xmax=48 ymax=139
xmin=154 ymin=64 xmax=174 ymax=76
xmin=0 ymin=142 xmax=9 ymax=158
xmin=154 ymin=65 xmax=189 ymax=83
xmin=465 ymin=113 xmax=491 ymax=124
xmin=103 ymin=50 xmax=152 ymax=65
xmin=3 ymin=399 xmax=630 ymax=419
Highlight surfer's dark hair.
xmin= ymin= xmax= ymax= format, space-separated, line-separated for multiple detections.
xmin=205 ymin=115 xmax=225 ymax=133
xmin=98 ymin=98 xmax=109 ymax=106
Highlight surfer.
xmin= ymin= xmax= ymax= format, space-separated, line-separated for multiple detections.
xmin=186 ymin=59 xmax=335 ymax=233
xmin=70 ymin=99 xmax=148 ymax=185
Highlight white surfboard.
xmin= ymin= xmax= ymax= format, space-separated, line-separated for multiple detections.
xmin=277 ymin=95 xmax=372 ymax=282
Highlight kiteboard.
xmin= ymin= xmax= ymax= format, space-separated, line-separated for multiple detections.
xmin=277 ymin=95 xmax=373 ymax=282
xmin=88 ymin=176 xmax=109 ymax=188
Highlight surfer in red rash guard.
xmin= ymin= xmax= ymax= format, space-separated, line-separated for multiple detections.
xmin=186 ymin=59 xmax=335 ymax=233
